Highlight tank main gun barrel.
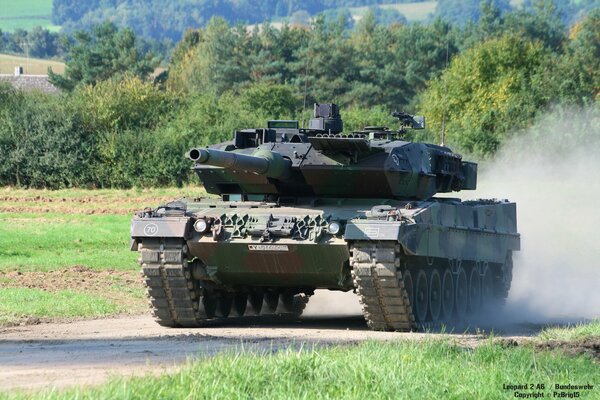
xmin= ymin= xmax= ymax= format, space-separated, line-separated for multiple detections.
xmin=186 ymin=147 xmax=291 ymax=179
xmin=187 ymin=148 xmax=268 ymax=173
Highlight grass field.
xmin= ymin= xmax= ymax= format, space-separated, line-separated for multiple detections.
xmin=0 ymin=53 xmax=65 ymax=75
xmin=0 ymin=0 xmax=58 ymax=32
xmin=0 ymin=213 xmax=135 ymax=272
xmin=7 ymin=340 xmax=599 ymax=400
xmin=349 ymin=1 xmax=437 ymax=22
xmin=540 ymin=321 xmax=600 ymax=341
xmin=0 ymin=187 xmax=201 ymax=325
xmin=0 ymin=287 xmax=119 ymax=325
xmin=0 ymin=186 xmax=203 ymax=214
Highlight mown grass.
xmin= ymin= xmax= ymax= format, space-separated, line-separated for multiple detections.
xmin=0 ymin=186 xmax=201 ymax=202
xmin=7 ymin=340 xmax=599 ymax=400
xmin=0 ymin=0 xmax=57 ymax=32
xmin=0 ymin=287 xmax=119 ymax=325
xmin=0 ymin=187 xmax=204 ymax=270
xmin=0 ymin=213 xmax=135 ymax=272
xmin=349 ymin=1 xmax=437 ymax=22
xmin=0 ymin=53 xmax=65 ymax=75
xmin=539 ymin=320 xmax=600 ymax=341
xmin=0 ymin=186 xmax=204 ymax=214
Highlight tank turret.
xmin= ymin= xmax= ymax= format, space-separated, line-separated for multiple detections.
xmin=189 ymin=103 xmax=477 ymax=200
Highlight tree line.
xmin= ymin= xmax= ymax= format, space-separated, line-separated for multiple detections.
xmin=4 ymin=0 xmax=599 ymax=61
xmin=52 ymin=0 xmax=411 ymax=41
xmin=0 ymin=28 xmax=64 ymax=59
xmin=1 ymin=3 xmax=599 ymax=189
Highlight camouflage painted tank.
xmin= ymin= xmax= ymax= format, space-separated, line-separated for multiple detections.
xmin=131 ymin=104 xmax=520 ymax=331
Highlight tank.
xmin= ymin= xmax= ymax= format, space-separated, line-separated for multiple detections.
xmin=130 ymin=103 xmax=520 ymax=331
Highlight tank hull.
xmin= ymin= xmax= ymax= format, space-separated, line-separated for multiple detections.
xmin=131 ymin=197 xmax=519 ymax=330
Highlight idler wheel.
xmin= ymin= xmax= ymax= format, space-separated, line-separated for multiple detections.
xmin=216 ymin=293 xmax=233 ymax=317
xmin=428 ymin=268 xmax=442 ymax=322
xmin=454 ymin=266 xmax=468 ymax=320
xmin=198 ymin=295 xmax=217 ymax=319
xmin=232 ymin=293 xmax=248 ymax=317
xmin=414 ymin=269 xmax=429 ymax=322
xmin=263 ymin=292 xmax=279 ymax=314
xmin=481 ymin=266 xmax=494 ymax=309
xmin=441 ymin=268 xmax=454 ymax=321
xmin=248 ymin=292 xmax=263 ymax=315
xmin=468 ymin=267 xmax=481 ymax=314
xmin=402 ymin=270 xmax=414 ymax=308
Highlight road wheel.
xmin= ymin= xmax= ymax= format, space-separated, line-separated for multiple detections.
xmin=455 ymin=266 xmax=468 ymax=320
xmin=248 ymin=292 xmax=263 ymax=315
xmin=198 ymin=294 xmax=217 ymax=319
xmin=414 ymin=269 xmax=429 ymax=323
xmin=429 ymin=268 xmax=442 ymax=322
xmin=216 ymin=293 xmax=233 ymax=317
xmin=232 ymin=293 xmax=247 ymax=317
xmin=441 ymin=268 xmax=454 ymax=321
xmin=263 ymin=292 xmax=279 ymax=314
xmin=481 ymin=266 xmax=495 ymax=309
xmin=468 ymin=266 xmax=481 ymax=314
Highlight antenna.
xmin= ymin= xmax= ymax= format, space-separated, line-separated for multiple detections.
xmin=441 ymin=40 xmax=449 ymax=147
xmin=301 ymin=42 xmax=311 ymax=129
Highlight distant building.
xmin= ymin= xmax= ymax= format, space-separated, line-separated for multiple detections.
xmin=0 ymin=66 xmax=59 ymax=94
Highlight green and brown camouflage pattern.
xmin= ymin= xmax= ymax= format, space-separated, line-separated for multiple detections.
xmin=131 ymin=196 xmax=519 ymax=291
xmin=130 ymin=104 xmax=520 ymax=330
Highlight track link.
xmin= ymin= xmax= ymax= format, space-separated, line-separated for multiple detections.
xmin=140 ymin=238 xmax=202 ymax=327
xmin=351 ymin=241 xmax=416 ymax=331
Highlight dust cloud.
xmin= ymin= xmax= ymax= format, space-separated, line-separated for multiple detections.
xmin=304 ymin=290 xmax=362 ymax=316
xmin=475 ymin=107 xmax=600 ymax=322
xmin=305 ymin=108 xmax=600 ymax=322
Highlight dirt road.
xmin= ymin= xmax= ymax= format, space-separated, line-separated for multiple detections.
xmin=0 ymin=306 xmax=559 ymax=393
xmin=0 ymin=292 xmax=577 ymax=392
xmin=0 ymin=313 xmax=421 ymax=391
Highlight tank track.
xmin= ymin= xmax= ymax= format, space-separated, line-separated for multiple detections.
xmin=351 ymin=241 xmax=416 ymax=331
xmin=139 ymin=238 xmax=309 ymax=327
xmin=351 ymin=241 xmax=511 ymax=332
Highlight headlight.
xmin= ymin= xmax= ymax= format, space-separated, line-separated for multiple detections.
xmin=194 ymin=218 xmax=209 ymax=233
xmin=327 ymin=221 xmax=341 ymax=235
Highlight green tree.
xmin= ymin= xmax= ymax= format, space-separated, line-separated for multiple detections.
xmin=0 ymin=84 xmax=95 ymax=188
xmin=418 ymin=34 xmax=555 ymax=157
xmin=27 ymin=27 xmax=59 ymax=58
xmin=238 ymin=82 xmax=301 ymax=118
xmin=0 ymin=29 xmax=6 ymax=52
xmin=295 ymin=15 xmax=358 ymax=106
xmin=436 ymin=0 xmax=511 ymax=26
xmin=554 ymin=10 xmax=600 ymax=104
xmin=167 ymin=18 xmax=252 ymax=94
xmin=49 ymin=22 xmax=158 ymax=91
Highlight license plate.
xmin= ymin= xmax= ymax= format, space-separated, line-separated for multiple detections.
xmin=248 ymin=245 xmax=289 ymax=251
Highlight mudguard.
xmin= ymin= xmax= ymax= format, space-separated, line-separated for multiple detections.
xmin=130 ymin=216 xmax=192 ymax=250
xmin=344 ymin=221 xmax=401 ymax=241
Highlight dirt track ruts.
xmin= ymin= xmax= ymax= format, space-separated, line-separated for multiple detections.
xmin=0 ymin=308 xmax=560 ymax=392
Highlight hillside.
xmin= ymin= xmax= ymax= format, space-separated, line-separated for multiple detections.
xmin=0 ymin=0 xmax=59 ymax=32
xmin=0 ymin=53 xmax=64 ymax=75
xmin=349 ymin=1 xmax=437 ymax=22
